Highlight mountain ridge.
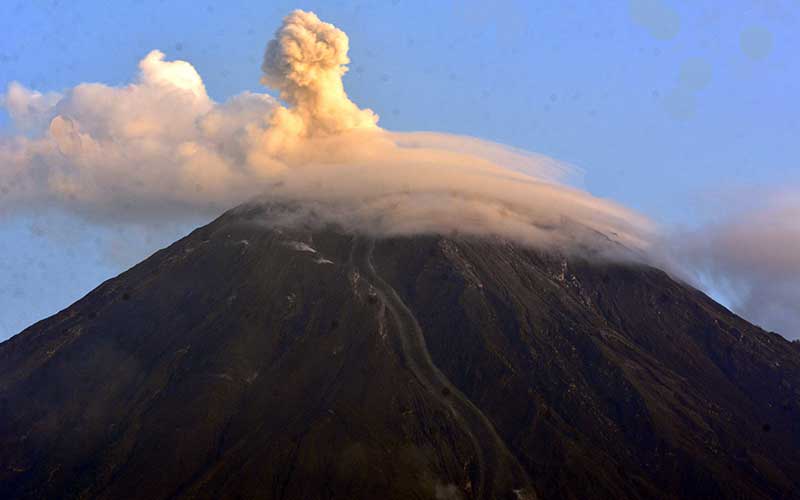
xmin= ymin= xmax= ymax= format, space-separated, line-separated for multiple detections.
xmin=1 ymin=205 xmax=799 ymax=499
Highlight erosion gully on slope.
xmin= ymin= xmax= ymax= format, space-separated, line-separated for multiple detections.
xmin=349 ymin=236 xmax=536 ymax=500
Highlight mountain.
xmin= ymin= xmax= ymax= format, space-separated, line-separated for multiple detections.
xmin=1 ymin=204 xmax=799 ymax=500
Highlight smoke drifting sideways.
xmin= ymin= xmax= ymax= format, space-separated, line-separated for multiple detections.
xmin=673 ymin=193 xmax=800 ymax=339
xmin=0 ymin=9 xmax=653 ymax=258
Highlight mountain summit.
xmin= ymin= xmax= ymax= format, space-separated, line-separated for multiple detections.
xmin=1 ymin=205 xmax=799 ymax=499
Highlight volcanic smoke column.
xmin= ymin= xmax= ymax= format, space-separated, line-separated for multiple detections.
xmin=261 ymin=10 xmax=379 ymax=138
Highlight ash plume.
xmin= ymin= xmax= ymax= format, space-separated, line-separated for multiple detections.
xmin=261 ymin=10 xmax=379 ymax=137
xmin=0 ymin=9 xmax=652 ymax=256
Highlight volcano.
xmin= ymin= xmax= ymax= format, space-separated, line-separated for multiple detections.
xmin=1 ymin=204 xmax=799 ymax=500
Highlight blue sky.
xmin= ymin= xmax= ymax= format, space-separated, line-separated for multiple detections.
xmin=2 ymin=0 xmax=799 ymax=340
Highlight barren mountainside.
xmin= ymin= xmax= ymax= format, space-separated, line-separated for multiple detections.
xmin=1 ymin=205 xmax=799 ymax=499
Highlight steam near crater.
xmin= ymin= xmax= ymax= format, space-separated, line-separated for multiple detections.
xmin=2 ymin=9 xmax=798 ymax=338
xmin=0 ymin=9 xmax=653 ymax=255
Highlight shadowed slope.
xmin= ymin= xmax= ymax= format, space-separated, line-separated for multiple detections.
xmin=1 ymin=206 xmax=799 ymax=499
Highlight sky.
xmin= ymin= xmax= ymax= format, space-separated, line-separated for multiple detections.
xmin=1 ymin=0 xmax=799 ymax=340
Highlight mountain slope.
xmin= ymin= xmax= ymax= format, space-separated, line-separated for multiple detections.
xmin=1 ymin=206 xmax=799 ymax=499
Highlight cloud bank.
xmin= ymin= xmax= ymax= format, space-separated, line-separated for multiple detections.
xmin=2 ymin=9 xmax=798 ymax=338
xmin=0 ymin=9 xmax=652 ymax=255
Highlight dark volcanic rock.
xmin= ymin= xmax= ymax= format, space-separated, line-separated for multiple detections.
xmin=1 ymin=206 xmax=799 ymax=500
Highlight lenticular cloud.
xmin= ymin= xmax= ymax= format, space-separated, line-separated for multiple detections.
xmin=0 ymin=10 xmax=653 ymax=254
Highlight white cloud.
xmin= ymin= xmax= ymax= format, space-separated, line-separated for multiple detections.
xmin=0 ymin=82 xmax=62 ymax=132
xmin=3 ymin=9 xmax=797 ymax=338
xmin=0 ymin=9 xmax=652 ymax=258
xmin=671 ymin=192 xmax=800 ymax=338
